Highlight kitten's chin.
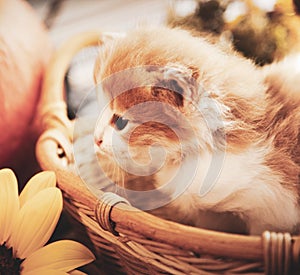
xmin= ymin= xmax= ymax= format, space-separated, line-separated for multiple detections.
xmin=95 ymin=147 xmax=116 ymax=168
xmin=95 ymin=148 xmax=115 ymax=164
xmin=96 ymin=148 xmax=107 ymax=157
xmin=94 ymin=144 xmax=112 ymax=158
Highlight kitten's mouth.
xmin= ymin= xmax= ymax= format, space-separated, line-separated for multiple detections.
xmin=94 ymin=143 xmax=108 ymax=156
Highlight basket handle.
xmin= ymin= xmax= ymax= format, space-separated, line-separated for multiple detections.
xmin=37 ymin=31 xmax=108 ymax=137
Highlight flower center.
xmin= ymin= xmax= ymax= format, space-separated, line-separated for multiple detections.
xmin=0 ymin=243 xmax=22 ymax=275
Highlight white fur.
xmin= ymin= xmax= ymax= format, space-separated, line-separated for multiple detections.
xmin=156 ymin=144 xmax=300 ymax=235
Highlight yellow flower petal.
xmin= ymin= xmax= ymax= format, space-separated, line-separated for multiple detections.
xmin=8 ymin=187 xmax=63 ymax=259
xmin=19 ymin=171 xmax=56 ymax=207
xmin=0 ymin=168 xmax=19 ymax=244
xmin=21 ymin=240 xmax=95 ymax=272
xmin=22 ymin=269 xmax=68 ymax=275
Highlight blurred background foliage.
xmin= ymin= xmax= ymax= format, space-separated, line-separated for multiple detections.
xmin=168 ymin=0 xmax=300 ymax=65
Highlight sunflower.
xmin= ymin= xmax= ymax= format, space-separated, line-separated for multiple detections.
xmin=0 ymin=168 xmax=95 ymax=275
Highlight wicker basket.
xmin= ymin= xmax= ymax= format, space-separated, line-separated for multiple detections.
xmin=35 ymin=32 xmax=300 ymax=275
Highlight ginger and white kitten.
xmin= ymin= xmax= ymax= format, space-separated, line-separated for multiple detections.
xmin=92 ymin=27 xmax=300 ymax=235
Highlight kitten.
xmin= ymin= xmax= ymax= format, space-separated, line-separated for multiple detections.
xmin=92 ymin=27 xmax=300 ymax=235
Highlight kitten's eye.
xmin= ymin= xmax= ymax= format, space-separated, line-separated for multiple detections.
xmin=116 ymin=116 xmax=129 ymax=130
xmin=112 ymin=114 xmax=129 ymax=130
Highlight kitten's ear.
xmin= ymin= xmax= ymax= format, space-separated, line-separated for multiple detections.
xmin=155 ymin=63 xmax=200 ymax=106
xmin=94 ymin=33 xmax=125 ymax=83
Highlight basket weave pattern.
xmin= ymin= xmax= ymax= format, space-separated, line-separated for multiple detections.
xmin=35 ymin=32 xmax=300 ymax=275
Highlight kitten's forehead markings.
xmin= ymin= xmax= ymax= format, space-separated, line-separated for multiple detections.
xmin=101 ymin=65 xmax=199 ymax=102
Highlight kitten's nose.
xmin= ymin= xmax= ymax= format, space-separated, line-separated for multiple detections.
xmin=95 ymin=138 xmax=103 ymax=147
